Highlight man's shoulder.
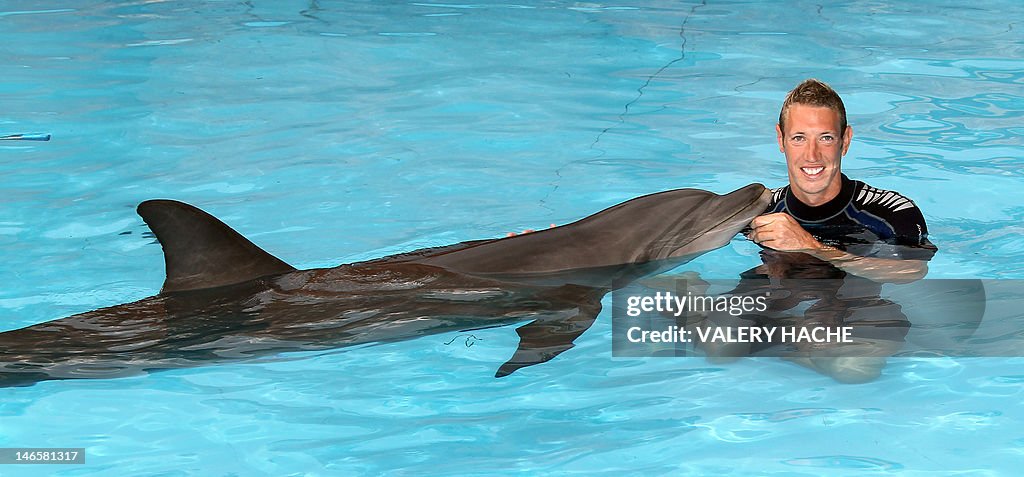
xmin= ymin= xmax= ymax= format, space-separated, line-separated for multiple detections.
xmin=835 ymin=178 xmax=936 ymax=259
xmin=849 ymin=179 xmax=920 ymax=214
xmin=846 ymin=178 xmax=933 ymax=250
xmin=769 ymin=185 xmax=787 ymax=202
xmin=766 ymin=185 xmax=788 ymax=211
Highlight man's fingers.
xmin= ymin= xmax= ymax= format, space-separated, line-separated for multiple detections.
xmin=506 ymin=228 xmax=540 ymax=237
xmin=750 ymin=223 xmax=777 ymax=241
xmin=749 ymin=213 xmax=820 ymax=252
xmin=753 ymin=212 xmax=795 ymax=228
xmin=753 ymin=233 xmax=782 ymax=250
xmin=749 ymin=227 xmax=770 ymax=245
xmin=750 ymin=224 xmax=787 ymax=250
xmin=751 ymin=215 xmax=778 ymax=229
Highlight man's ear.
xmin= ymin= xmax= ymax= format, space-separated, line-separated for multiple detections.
xmin=841 ymin=125 xmax=853 ymax=155
xmin=776 ymin=123 xmax=785 ymax=153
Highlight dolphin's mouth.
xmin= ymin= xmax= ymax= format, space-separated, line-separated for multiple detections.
xmin=710 ymin=184 xmax=772 ymax=233
xmin=667 ymin=184 xmax=771 ymax=257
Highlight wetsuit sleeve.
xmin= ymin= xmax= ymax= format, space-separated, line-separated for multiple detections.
xmin=883 ymin=204 xmax=938 ymax=261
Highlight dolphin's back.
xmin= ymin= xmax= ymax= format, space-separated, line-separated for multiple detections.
xmin=135 ymin=184 xmax=768 ymax=292
xmin=416 ymin=184 xmax=768 ymax=277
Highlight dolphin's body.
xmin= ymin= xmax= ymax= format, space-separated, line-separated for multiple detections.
xmin=0 ymin=184 xmax=770 ymax=387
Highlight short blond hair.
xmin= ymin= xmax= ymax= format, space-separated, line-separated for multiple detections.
xmin=779 ymin=79 xmax=848 ymax=136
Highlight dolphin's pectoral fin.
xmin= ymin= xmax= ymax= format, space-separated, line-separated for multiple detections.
xmin=137 ymin=200 xmax=296 ymax=294
xmin=495 ymin=288 xmax=604 ymax=377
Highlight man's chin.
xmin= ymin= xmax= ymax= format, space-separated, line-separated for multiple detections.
xmin=790 ymin=181 xmax=841 ymax=204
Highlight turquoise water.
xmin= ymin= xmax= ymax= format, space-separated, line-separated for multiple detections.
xmin=2 ymin=0 xmax=1023 ymax=475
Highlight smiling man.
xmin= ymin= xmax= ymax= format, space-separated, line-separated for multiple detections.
xmin=733 ymin=79 xmax=940 ymax=382
xmin=748 ymin=79 xmax=937 ymax=282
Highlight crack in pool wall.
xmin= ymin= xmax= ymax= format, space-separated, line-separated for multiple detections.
xmin=815 ymin=4 xmax=836 ymax=28
xmin=300 ymin=0 xmax=327 ymax=23
xmin=589 ymin=0 xmax=709 ymax=154
xmin=539 ymin=0 xmax=708 ymax=210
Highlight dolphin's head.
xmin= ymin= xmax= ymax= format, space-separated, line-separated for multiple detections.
xmin=662 ymin=183 xmax=771 ymax=259
xmin=720 ymin=183 xmax=773 ymax=226
xmin=416 ymin=182 xmax=773 ymax=279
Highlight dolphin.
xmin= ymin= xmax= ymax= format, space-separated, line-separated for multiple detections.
xmin=0 ymin=183 xmax=770 ymax=387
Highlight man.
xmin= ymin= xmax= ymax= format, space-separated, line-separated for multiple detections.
xmin=733 ymin=79 xmax=940 ymax=382
xmin=747 ymin=79 xmax=937 ymax=282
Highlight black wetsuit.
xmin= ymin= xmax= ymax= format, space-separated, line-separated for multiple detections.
xmin=722 ymin=174 xmax=938 ymax=350
xmin=764 ymin=173 xmax=937 ymax=261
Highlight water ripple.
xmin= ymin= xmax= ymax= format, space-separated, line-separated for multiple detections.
xmin=784 ymin=455 xmax=904 ymax=471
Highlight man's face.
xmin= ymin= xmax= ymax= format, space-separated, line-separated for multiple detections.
xmin=776 ymin=104 xmax=852 ymax=206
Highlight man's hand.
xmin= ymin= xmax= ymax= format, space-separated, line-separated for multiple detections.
xmin=506 ymin=223 xmax=558 ymax=237
xmin=748 ymin=213 xmax=823 ymax=252
xmin=747 ymin=213 xmax=928 ymax=283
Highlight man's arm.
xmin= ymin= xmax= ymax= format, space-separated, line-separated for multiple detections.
xmin=748 ymin=213 xmax=928 ymax=283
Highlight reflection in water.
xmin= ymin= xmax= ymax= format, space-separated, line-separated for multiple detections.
xmin=614 ymin=249 xmax=991 ymax=384
xmin=711 ymin=251 xmax=916 ymax=383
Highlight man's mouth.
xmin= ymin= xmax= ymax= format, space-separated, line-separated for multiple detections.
xmin=801 ymin=166 xmax=825 ymax=177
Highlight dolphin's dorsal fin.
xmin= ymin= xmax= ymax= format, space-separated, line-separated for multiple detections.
xmin=137 ymin=200 xmax=296 ymax=294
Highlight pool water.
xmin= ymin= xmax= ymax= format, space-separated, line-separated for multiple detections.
xmin=2 ymin=0 xmax=1023 ymax=475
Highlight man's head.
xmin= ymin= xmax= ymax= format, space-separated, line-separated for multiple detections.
xmin=776 ymin=79 xmax=853 ymax=206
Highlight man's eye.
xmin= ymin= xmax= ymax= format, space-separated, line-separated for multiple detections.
xmin=820 ymin=135 xmax=835 ymax=143
xmin=791 ymin=135 xmax=805 ymax=142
